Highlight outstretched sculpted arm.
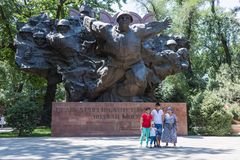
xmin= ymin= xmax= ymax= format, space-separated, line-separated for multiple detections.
xmin=83 ymin=16 xmax=111 ymax=39
xmin=135 ymin=18 xmax=172 ymax=40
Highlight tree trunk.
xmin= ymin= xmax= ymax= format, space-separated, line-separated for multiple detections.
xmin=211 ymin=0 xmax=231 ymax=66
xmin=39 ymin=0 xmax=65 ymax=126
xmin=56 ymin=0 xmax=67 ymax=19
xmin=40 ymin=82 xmax=57 ymax=126
xmin=220 ymin=34 xmax=231 ymax=65
xmin=18 ymin=128 xmax=23 ymax=137
xmin=186 ymin=9 xmax=194 ymax=75
xmin=149 ymin=1 xmax=159 ymax=20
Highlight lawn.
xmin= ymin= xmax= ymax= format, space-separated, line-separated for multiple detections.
xmin=0 ymin=126 xmax=51 ymax=138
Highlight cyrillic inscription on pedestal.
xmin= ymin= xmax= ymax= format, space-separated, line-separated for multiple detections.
xmin=51 ymin=102 xmax=188 ymax=136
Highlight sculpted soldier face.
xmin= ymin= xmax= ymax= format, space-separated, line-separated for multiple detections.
xmin=80 ymin=11 xmax=90 ymax=17
xmin=34 ymin=37 xmax=46 ymax=46
xmin=21 ymin=32 xmax=33 ymax=41
xmin=57 ymin=26 xmax=70 ymax=34
xmin=117 ymin=14 xmax=132 ymax=32
xmin=69 ymin=17 xmax=80 ymax=26
xmin=168 ymin=44 xmax=177 ymax=52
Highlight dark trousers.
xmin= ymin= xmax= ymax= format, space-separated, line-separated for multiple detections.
xmin=150 ymin=136 xmax=156 ymax=145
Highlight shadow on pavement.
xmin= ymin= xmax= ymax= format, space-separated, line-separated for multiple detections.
xmin=0 ymin=137 xmax=235 ymax=160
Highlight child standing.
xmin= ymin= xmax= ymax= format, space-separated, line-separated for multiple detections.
xmin=139 ymin=107 xmax=153 ymax=147
xmin=150 ymin=123 xmax=157 ymax=148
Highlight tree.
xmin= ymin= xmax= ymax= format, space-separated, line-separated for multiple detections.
xmin=155 ymin=73 xmax=190 ymax=102
xmin=0 ymin=0 xmax=127 ymax=126
xmin=137 ymin=0 xmax=240 ymax=135
xmin=6 ymin=100 xmax=41 ymax=136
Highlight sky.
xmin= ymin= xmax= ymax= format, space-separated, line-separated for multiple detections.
xmin=113 ymin=0 xmax=240 ymax=16
xmin=219 ymin=0 xmax=240 ymax=9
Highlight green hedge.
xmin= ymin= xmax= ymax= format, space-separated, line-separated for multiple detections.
xmin=229 ymin=103 xmax=240 ymax=121
xmin=190 ymin=92 xmax=233 ymax=136
xmin=6 ymin=100 xmax=41 ymax=136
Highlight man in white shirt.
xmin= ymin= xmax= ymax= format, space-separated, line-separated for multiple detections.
xmin=151 ymin=102 xmax=164 ymax=147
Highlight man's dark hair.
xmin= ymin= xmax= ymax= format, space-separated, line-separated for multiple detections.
xmin=145 ymin=107 xmax=151 ymax=111
xmin=155 ymin=102 xmax=160 ymax=106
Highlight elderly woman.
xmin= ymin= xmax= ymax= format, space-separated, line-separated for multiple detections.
xmin=161 ymin=106 xmax=177 ymax=147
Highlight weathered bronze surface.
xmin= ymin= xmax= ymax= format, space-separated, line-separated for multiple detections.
xmin=15 ymin=5 xmax=189 ymax=102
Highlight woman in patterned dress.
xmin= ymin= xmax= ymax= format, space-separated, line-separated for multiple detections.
xmin=161 ymin=106 xmax=177 ymax=147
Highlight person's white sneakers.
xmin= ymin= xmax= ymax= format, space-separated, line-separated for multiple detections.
xmin=139 ymin=144 xmax=142 ymax=148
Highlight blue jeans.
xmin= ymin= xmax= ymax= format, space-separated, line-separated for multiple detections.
xmin=150 ymin=136 xmax=156 ymax=145
xmin=155 ymin=124 xmax=162 ymax=139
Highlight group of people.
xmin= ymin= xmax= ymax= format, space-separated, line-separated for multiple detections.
xmin=140 ymin=102 xmax=177 ymax=148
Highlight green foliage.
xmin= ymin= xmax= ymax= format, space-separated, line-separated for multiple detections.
xmin=5 ymin=99 xmax=41 ymax=136
xmin=190 ymin=91 xmax=233 ymax=136
xmin=55 ymin=83 xmax=66 ymax=101
xmin=189 ymin=92 xmax=204 ymax=127
xmin=143 ymin=0 xmax=240 ymax=74
xmin=140 ymin=0 xmax=240 ymax=135
xmin=201 ymin=92 xmax=223 ymax=115
xmin=148 ymin=0 xmax=169 ymax=21
xmin=214 ymin=64 xmax=240 ymax=104
xmin=0 ymin=126 xmax=51 ymax=138
xmin=86 ymin=0 xmax=127 ymax=12
xmin=228 ymin=103 xmax=240 ymax=121
xmin=0 ymin=61 xmax=46 ymax=108
xmin=0 ymin=0 xmax=127 ymax=127
xmin=155 ymin=73 xmax=190 ymax=102
xmin=204 ymin=109 xmax=232 ymax=136
xmin=189 ymin=63 xmax=240 ymax=135
xmin=0 ymin=0 xmax=240 ymax=135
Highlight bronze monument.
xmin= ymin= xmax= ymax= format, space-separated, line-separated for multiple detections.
xmin=15 ymin=5 xmax=189 ymax=102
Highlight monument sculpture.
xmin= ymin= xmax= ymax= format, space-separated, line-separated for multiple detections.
xmin=15 ymin=5 xmax=189 ymax=102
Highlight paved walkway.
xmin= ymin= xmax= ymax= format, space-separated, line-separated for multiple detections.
xmin=0 ymin=136 xmax=239 ymax=160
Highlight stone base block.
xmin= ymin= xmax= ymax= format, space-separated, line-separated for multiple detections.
xmin=51 ymin=102 xmax=188 ymax=136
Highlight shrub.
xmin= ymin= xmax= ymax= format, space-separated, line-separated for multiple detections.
xmin=5 ymin=100 xmax=41 ymax=136
xmin=190 ymin=91 xmax=233 ymax=135
xmin=189 ymin=92 xmax=205 ymax=128
xmin=155 ymin=73 xmax=190 ymax=102
xmin=203 ymin=109 xmax=232 ymax=136
xmin=229 ymin=103 xmax=240 ymax=121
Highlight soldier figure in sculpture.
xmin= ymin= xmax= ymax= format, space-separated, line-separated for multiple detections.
xmin=15 ymin=10 xmax=190 ymax=102
xmin=83 ymin=12 xmax=171 ymax=100
xmin=166 ymin=39 xmax=189 ymax=69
